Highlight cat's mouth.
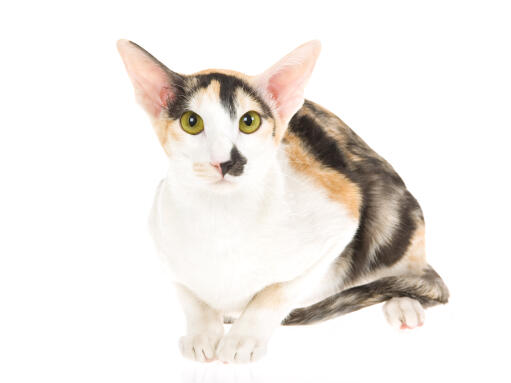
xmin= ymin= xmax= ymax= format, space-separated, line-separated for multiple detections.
xmin=209 ymin=176 xmax=242 ymax=192
xmin=214 ymin=178 xmax=234 ymax=185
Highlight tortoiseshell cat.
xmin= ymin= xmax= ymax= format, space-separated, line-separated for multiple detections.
xmin=117 ymin=40 xmax=449 ymax=363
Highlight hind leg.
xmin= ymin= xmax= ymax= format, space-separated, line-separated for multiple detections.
xmin=379 ymin=223 xmax=443 ymax=330
xmin=380 ymin=261 xmax=445 ymax=330
xmin=283 ymin=261 xmax=448 ymax=326
xmin=383 ymin=297 xmax=425 ymax=329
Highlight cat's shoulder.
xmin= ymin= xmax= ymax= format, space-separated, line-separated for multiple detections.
xmin=280 ymin=100 xmax=364 ymax=220
xmin=281 ymin=99 xmax=409 ymax=222
xmin=284 ymin=99 xmax=376 ymax=167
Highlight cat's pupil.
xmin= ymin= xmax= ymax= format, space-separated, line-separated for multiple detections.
xmin=243 ymin=114 xmax=253 ymax=126
xmin=188 ymin=114 xmax=197 ymax=127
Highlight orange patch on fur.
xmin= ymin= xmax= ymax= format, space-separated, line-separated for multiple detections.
xmin=285 ymin=134 xmax=362 ymax=220
xmin=199 ymin=79 xmax=221 ymax=100
xmin=402 ymin=223 xmax=427 ymax=272
xmin=248 ymin=283 xmax=285 ymax=309
xmin=151 ymin=118 xmax=180 ymax=156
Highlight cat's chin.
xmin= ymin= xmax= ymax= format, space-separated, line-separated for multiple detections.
xmin=207 ymin=178 xmax=241 ymax=192
xmin=213 ymin=178 xmax=238 ymax=189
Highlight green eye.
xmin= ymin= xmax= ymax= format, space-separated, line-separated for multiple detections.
xmin=239 ymin=111 xmax=261 ymax=134
xmin=180 ymin=111 xmax=204 ymax=135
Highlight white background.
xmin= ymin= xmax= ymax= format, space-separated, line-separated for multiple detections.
xmin=1 ymin=1 xmax=510 ymax=382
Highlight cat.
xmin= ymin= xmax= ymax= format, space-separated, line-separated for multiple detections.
xmin=117 ymin=39 xmax=449 ymax=364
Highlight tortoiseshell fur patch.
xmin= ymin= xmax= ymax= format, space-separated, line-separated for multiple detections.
xmin=280 ymin=100 xmax=449 ymax=324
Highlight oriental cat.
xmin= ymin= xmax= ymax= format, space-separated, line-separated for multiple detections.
xmin=117 ymin=39 xmax=449 ymax=363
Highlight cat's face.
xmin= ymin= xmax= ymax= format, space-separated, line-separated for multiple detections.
xmin=154 ymin=71 xmax=280 ymax=191
xmin=118 ymin=40 xmax=321 ymax=193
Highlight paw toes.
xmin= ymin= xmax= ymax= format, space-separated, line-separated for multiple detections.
xmin=235 ymin=338 xmax=258 ymax=363
xmin=383 ymin=297 xmax=425 ymax=330
xmin=215 ymin=337 xmax=238 ymax=363
xmin=179 ymin=334 xmax=218 ymax=363
xmin=413 ymin=299 xmax=425 ymax=326
xmin=383 ymin=298 xmax=404 ymax=328
xmin=216 ymin=335 xmax=267 ymax=364
xmin=250 ymin=344 xmax=267 ymax=362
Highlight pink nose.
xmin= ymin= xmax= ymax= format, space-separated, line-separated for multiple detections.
xmin=210 ymin=162 xmax=223 ymax=176
xmin=210 ymin=160 xmax=235 ymax=177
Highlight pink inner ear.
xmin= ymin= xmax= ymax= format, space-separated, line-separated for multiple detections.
xmin=117 ymin=40 xmax=175 ymax=119
xmin=257 ymin=40 xmax=321 ymax=123
xmin=129 ymin=63 xmax=174 ymax=118
xmin=159 ymin=86 xmax=173 ymax=107
xmin=267 ymin=66 xmax=313 ymax=120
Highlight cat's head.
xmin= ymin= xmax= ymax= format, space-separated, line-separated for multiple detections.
xmin=117 ymin=40 xmax=320 ymax=192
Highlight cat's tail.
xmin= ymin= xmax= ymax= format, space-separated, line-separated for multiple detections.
xmin=282 ymin=265 xmax=449 ymax=326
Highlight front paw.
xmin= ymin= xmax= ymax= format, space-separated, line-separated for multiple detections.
xmin=216 ymin=334 xmax=268 ymax=364
xmin=179 ymin=333 xmax=221 ymax=362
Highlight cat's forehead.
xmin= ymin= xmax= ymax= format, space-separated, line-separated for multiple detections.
xmin=166 ymin=70 xmax=273 ymax=120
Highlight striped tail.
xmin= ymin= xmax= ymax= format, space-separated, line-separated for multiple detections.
xmin=282 ymin=265 xmax=449 ymax=326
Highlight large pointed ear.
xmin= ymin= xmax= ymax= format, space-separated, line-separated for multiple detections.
xmin=255 ymin=40 xmax=321 ymax=124
xmin=117 ymin=39 xmax=183 ymax=119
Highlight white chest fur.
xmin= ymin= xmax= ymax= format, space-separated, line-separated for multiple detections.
xmin=149 ymin=153 xmax=358 ymax=313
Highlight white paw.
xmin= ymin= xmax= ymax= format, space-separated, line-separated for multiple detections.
xmin=179 ymin=333 xmax=221 ymax=362
xmin=383 ymin=297 xmax=425 ymax=330
xmin=216 ymin=334 xmax=267 ymax=364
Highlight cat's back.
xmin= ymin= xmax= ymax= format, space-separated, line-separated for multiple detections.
xmin=284 ymin=99 xmax=401 ymax=190
xmin=282 ymin=100 xmax=425 ymax=284
xmin=281 ymin=99 xmax=375 ymax=223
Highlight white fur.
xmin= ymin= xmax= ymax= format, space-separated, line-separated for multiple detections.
xmin=149 ymin=135 xmax=358 ymax=362
xmin=150 ymin=152 xmax=358 ymax=313
xmin=383 ymin=297 xmax=425 ymax=329
xmin=175 ymin=285 xmax=224 ymax=362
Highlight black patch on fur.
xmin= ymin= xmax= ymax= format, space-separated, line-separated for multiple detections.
xmin=346 ymin=190 xmax=421 ymax=282
xmin=222 ymin=145 xmax=247 ymax=177
xmin=187 ymin=73 xmax=273 ymax=119
xmin=375 ymin=191 xmax=419 ymax=265
xmin=165 ymin=77 xmax=192 ymax=120
xmin=288 ymin=113 xmax=348 ymax=170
